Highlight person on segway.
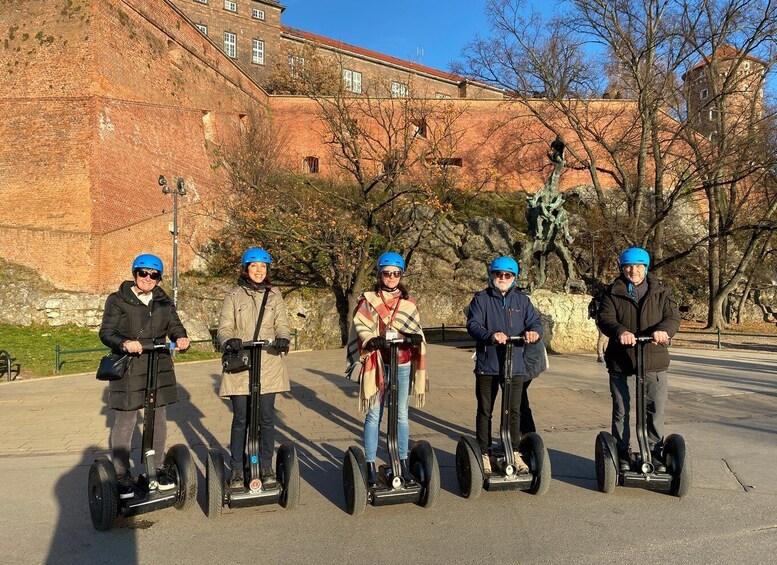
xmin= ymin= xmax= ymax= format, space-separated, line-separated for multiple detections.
xmin=596 ymin=247 xmax=680 ymax=473
xmin=345 ymin=252 xmax=428 ymax=487
xmin=217 ymin=247 xmax=292 ymax=491
xmin=99 ymin=253 xmax=191 ymax=501
xmin=466 ymin=256 xmax=542 ymax=475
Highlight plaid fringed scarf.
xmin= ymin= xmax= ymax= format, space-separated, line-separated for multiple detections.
xmin=345 ymin=290 xmax=427 ymax=413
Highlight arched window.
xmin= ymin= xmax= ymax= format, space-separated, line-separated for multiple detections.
xmin=303 ymin=156 xmax=319 ymax=174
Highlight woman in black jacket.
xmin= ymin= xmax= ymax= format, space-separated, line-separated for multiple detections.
xmin=99 ymin=254 xmax=190 ymax=500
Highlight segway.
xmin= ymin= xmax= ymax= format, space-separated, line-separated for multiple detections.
xmin=595 ymin=336 xmax=691 ymax=497
xmin=206 ymin=339 xmax=300 ymax=518
xmin=88 ymin=342 xmax=198 ymax=531
xmin=456 ymin=335 xmax=550 ymax=499
xmin=343 ymin=331 xmax=440 ymax=516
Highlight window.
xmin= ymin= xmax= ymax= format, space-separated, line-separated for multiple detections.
xmin=194 ymin=0 xmax=207 ymax=4
xmin=252 ymin=39 xmax=264 ymax=65
xmin=709 ymin=109 xmax=718 ymax=122
xmin=743 ymin=61 xmax=751 ymax=71
xmin=413 ymin=118 xmax=427 ymax=138
xmin=289 ymin=55 xmax=305 ymax=78
xmin=435 ymin=157 xmax=463 ymax=167
xmin=195 ymin=24 xmax=208 ymax=35
xmin=435 ymin=92 xmax=452 ymax=99
xmin=342 ymin=69 xmax=362 ymax=93
xmin=303 ymin=156 xmax=319 ymax=174
xmin=224 ymin=0 xmax=237 ymax=12
xmin=700 ymin=88 xmax=708 ymax=100
xmin=252 ymin=8 xmax=265 ymax=20
xmin=224 ymin=31 xmax=236 ymax=58
xmin=391 ymin=81 xmax=409 ymax=98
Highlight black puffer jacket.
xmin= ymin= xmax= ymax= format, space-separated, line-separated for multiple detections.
xmin=99 ymin=281 xmax=188 ymax=411
xmin=597 ymin=273 xmax=680 ymax=374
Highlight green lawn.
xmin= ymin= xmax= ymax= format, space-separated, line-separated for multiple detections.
xmin=0 ymin=324 xmax=220 ymax=379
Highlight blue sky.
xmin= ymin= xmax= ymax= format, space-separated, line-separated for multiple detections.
xmin=281 ymin=0 xmax=553 ymax=74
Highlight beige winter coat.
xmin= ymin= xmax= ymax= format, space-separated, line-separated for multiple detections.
xmin=217 ymin=284 xmax=291 ymax=396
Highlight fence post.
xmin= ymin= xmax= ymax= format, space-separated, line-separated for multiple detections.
xmin=717 ymin=327 xmax=721 ymax=349
xmin=293 ymin=329 xmax=298 ymax=350
xmin=55 ymin=345 xmax=60 ymax=374
xmin=442 ymin=323 xmax=445 ymax=342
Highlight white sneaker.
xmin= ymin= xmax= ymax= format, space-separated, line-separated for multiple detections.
xmin=513 ymin=451 xmax=530 ymax=473
xmin=482 ymin=454 xmax=492 ymax=474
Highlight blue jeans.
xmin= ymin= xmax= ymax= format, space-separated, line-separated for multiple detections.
xmin=364 ymin=363 xmax=410 ymax=462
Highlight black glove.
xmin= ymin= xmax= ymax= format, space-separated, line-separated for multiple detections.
xmin=274 ymin=338 xmax=290 ymax=354
xmin=366 ymin=336 xmax=386 ymax=351
xmin=406 ymin=333 xmax=424 ymax=347
xmin=224 ymin=338 xmax=243 ymax=352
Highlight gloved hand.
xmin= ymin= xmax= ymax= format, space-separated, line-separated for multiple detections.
xmin=406 ymin=333 xmax=424 ymax=347
xmin=224 ymin=338 xmax=243 ymax=352
xmin=365 ymin=336 xmax=386 ymax=351
xmin=274 ymin=338 xmax=290 ymax=354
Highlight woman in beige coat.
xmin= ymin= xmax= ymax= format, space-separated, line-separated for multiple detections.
xmin=217 ymin=247 xmax=291 ymax=489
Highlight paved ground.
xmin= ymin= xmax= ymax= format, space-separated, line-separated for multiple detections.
xmin=0 ymin=344 xmax=775 ymax=564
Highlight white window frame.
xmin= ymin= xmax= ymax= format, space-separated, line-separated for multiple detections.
xmin=700 ymin=88 xmax=708 ymax=100
xmin=194 ymin=0 xmax=208 ymax=4
xmin=342 ymin=69 xmax=362 ymax=93
xmin=743 ymin=61 xmax=751 ymax=71
xmin=252 ymin=39 xmax=264 ymax=65
xmin=391 ymin=81 xmax=409 ymax=98
xmin=224 ymin=31 xmax=236 ymax=58
xmin=195 ymin=24 xmax=208 ymax=35
xmin=252 ymin=8 xmax=265 ymax=20
xmin=435 ymin=92 xmax=452 ymax=99
xmin=289 ymin=55 xmax=305 ymax=78
xmin=224 ymin=0 xmax=237 ymax=13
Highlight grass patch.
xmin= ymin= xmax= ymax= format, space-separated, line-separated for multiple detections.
xmin=0 ymin=324 xmax=220 ymax=379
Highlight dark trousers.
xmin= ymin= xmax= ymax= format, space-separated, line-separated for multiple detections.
xmin=111 ymin=406 xmax=167 ymax=477
xmin=609 ymin=370 xmax=667 ymax=454
xmin=476 ymin=374 xmax=533 ymax=453
xmin=230 ymin=393 xmax=276 ymax=471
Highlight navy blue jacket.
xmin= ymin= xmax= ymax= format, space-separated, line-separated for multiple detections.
xmin=466 ymin=286 xmax=543 ymax=378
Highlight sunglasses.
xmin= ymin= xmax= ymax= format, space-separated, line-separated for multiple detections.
xmin=135 ymin=269 xmax=161 ymax=280
xmin=381 ymin=270 xmax=402 ymax=279
xmin=492 ymin=271 xmax=515 ymax=279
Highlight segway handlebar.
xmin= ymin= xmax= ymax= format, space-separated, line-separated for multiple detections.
xmin=240 ymin=339 xmax=274 ymax=349
xmin=505 ymin=335 xmax=526 ymax=344
xmin=140 ymin=342 xmax=177 ymax=353
xmin=635 ymin=336 xmax=654 ymax=343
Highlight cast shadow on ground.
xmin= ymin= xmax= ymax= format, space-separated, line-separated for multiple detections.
xmin=47 ymin=446 xmax=140 ymax=565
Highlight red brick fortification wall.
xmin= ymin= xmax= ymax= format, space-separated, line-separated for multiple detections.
xmin=1 ymin=0 xmax=269 ymax=292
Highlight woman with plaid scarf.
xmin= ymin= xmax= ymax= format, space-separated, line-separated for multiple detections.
xmin=346 ymin=252 xmax=427 ymax=487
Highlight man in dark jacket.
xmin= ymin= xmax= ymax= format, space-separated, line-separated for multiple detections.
xmin=466 ymin=256 xmax=543 ymax=475
xmin=597 ymin=247 xmax=680 ymax=473
xmin=99 ymin=254 xmax=190 ymax=499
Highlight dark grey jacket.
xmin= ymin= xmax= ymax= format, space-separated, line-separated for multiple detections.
xmin=597 ymin=273 xmax=680 ymax=374
xmin=99 ymin=281 xmax=188 ymax=410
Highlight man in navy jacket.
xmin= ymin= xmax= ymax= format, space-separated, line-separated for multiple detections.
xmin=466 ymin=256 xmax=543 ymax=474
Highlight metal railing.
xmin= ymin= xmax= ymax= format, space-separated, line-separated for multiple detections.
xmin=1 ymin=350 xmax=19 ymax=382
xmin=53 ymin=330 xmax=299 ymax=374
xmin=675 ymin=328 xmax=776 ymax=350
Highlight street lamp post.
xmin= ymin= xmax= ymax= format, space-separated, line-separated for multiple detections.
xmin=158 ymin=175 xmax=187 ymax=307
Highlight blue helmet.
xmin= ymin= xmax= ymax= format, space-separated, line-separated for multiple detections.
xmin=132 ymin=254 xmax=164 ymax=274
xmin=619 ymin=247 xmax=650 ymax=271
xmin=376 ymin=252 xmax=405 ymax=273
xmin=242 ymin=247 xmax=272 ymax=268
xmin=489 ymin=256 xmax=519 ymax=277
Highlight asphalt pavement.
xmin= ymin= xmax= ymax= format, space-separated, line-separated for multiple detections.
xmin=0 ymin=343 xmax=775 ymax=564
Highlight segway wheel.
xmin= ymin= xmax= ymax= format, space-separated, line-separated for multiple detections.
xmin=206 ymin=450 xmax=225 ymax=518
xmin=343 ymin=447 xmax=367 ymax=516
xmin=88 ymin=458 xmax=118 ymax=531
xmin=164 ymin=444 xmax=198 ymax=511
xmin=665 ymin=434 xmax=692 ymax=498
xmin=455 ymin=437 xmax=483 ymax=499
xmin=409 ymin=440 xmax=440 ymax=508
xmin=595 ymin=432 xmax=618 ymax=494
xmin=277 ymin=443 xmax=300 ymax=510
xmin=520 ymin=432 xmax=551 ymax=495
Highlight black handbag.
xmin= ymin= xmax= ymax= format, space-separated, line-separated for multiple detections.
xmin=221 ymin=289 xmax=270 ymax=374
xmin=96 ymin=353 xmax=129 ymax=381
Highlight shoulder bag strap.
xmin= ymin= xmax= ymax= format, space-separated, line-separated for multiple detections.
xmin=252 ymin=288 xmax=271 ymax=341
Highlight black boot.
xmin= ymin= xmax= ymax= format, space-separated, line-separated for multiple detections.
xmin=618 ymin=450 xmax=631 ymax=473
xmin=651 ymin=449 xmax=667 ymax=473
xmin=228 ymin=468 xmax=244 ymax=490
xmin=261 ymin=467 xmax=278 ymax=488
xmin=400 ymin=459 xmax=413 ymax=482
xmin=367 ymin=462 xmax=378 ymax=486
